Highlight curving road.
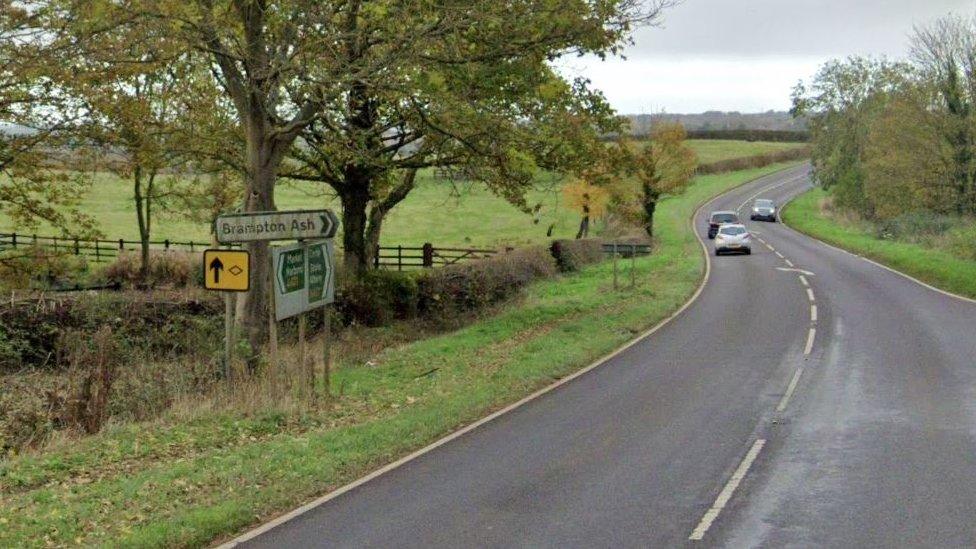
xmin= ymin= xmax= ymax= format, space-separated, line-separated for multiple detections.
xmin=232 ymin=164 xmax=976 ymax=548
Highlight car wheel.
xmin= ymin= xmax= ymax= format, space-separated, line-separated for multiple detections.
xmin=745 ymin=248 xmax=752 ymax=255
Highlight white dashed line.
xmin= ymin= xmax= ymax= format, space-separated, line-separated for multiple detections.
xmin=776 ymin=368 xmax=804 ymax=412
xmin=798 ymin=275 xmax=809 ymax=287
xmin=689 ymin=439 xmax=767 ymax=541
xmin=784 ymin=259 xmax=794 ymax=268
xmin=806 ymin=288 xmax=815 ymax=302
xmin=774 ymin=251 xmax=784 ymax=259
xmin=804 ymin=328 xmax=816 ymax=355
xmin=810 ymin=305 xmax=818 ymax=323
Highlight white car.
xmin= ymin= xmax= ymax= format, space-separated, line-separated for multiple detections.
xmin=714 ymin=224 xmax=752 ymax=255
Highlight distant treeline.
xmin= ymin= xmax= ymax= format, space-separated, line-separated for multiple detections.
xmin=603 ymin=129 xmax=810 ymax=143
xmin=696 ymin=146 xmax=811 ymax=175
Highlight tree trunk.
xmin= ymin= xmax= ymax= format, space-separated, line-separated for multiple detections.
xmin=643 ymin=185 xmax=660 ymax=238
xmin=340 ymin=186 xmax=372 ymax=274
xmin=238 ymin=125 xmax=277 ymax=371
xmin=133 ymin=166 xmax=150 ymax=283
xmin=576 ymin=215 xmax=589 ymax=239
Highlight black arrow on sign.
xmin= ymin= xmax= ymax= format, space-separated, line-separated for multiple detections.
xmin=209 ymin=257 xmax=224 ymax=284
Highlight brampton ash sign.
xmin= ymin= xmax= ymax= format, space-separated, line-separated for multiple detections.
xmin=215 ymin=209 xmax=339 ymax=243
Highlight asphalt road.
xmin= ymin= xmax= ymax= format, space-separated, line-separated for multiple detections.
xmin=236 ymin=164 xmax=976 ymax=548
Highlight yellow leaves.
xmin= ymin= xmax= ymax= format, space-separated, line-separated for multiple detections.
xmin=562 ymin=179 xmax=610 ymax=218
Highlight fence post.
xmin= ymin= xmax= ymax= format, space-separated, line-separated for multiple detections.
xmin=11 ymin=233 xmax=16 ymax=249
xmin=74 ymin=238 xmax=80 ymax=255
xmin=164 ymin=239 xmax=170 ymax=250
xmin=397 ymin=245 xmax=402 ymax=271
xmin=118 ymin=239 xmax=124 ymax=250
xmin=374 ymin=248 xmax=380 ymax=269
xmin=422 ymin=243 xmax=434 ymax=268
xmin=95 ymin=240 xmax=100 ymax=262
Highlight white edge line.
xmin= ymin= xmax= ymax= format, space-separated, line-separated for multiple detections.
xmin=774 ymin=251 xmax=784 ymax=259
xmin=810 ymin=304 xmax=818 ymax=323
xmin=784 ymin=259 xmax=794 ymax=268
xmin=804 ymin=328 xmax=816 ymax=355
xmin=216 ymin=165 xmax=807 ymax=548
xmin=779 ymin=193 xmax=976 ymax=306
xmin=806 ymin=288 xmax=815 ymax=302
xmin=798 ymin=275 xmax=809 ymax=287
xmin=776 ymin=368 xmax=804 ymax=412
xmin=688 ymin=439 xmax=767 ymax=541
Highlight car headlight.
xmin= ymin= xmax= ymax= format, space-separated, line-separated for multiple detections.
xmin=753 ymin=207 xmax=760 ymax=212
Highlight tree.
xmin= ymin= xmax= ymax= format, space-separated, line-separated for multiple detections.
xmin=0 ymin=1 xmax=93 ymax=235
xmin=563 ymin=179 xmax=611 ymax=239
xmin=278 ymin=0 xmax=678 ymax=274
xmin=912 ymin=15 xmax=976 ymax=215
xmin=632 ymin=123 xmax=697 ymax=237
xmin=792 ymin=57 xmax=914 ymax=218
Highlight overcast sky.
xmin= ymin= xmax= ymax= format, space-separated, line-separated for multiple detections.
xmin=559 ymin=0 xmax=976 ymax=114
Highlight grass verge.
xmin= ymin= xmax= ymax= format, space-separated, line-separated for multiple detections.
xmin=0 ymin=162 xmax=798 ymax=548
xmin=783 ymin=187 xmax=976 ymax=299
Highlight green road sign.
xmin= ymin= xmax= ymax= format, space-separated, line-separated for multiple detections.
xmin=278 ymin=248 xmax=306 ymax=294
xmin=272 ymin=240 xmax=336 ymax=321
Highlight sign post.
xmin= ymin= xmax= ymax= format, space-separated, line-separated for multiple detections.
xmin=208 ymin=209 xmax=339 ymax=399
xmin=203 ymin=249 xmax=250 ymax=381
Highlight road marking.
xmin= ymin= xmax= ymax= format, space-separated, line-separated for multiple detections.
xmin=776 ymin=368 xmax=804 ymax=412
xmin=776 ymin=267 xmax=816 ymax=276
xmin=784 ymin=259 xmax=794 ymax=267
xmin=767 ymin=245 xmax=776 ymax=253
xmin=689 ymin=439 xmax=767 ymax=541
xmin=799 ymin=275 xmax=809 ymax=287
xmin=810 ymin=304 xmax=818 ymax=323
xmin=774 ymin=251 xmax=784 ymax=259
xmin=804 ymin=328 xmax=816 ymax=355
xmin=806 ymin=288 xmax=815 ymax=302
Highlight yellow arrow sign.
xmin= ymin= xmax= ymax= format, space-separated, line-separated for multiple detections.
xmin=204 ymin=249 xmax=250 ymax=292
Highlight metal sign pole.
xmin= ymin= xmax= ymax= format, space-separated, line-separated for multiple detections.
xmin=631 ymin=244 xmax=637 ymax=289
xmin=612 ymin=240 xmax=619 ymax=290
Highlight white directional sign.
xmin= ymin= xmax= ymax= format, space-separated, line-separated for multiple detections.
xmin=216 ymin=209 xmax=339 ymax=244
xmin=272 ymin=239 xmax=336 ymax=321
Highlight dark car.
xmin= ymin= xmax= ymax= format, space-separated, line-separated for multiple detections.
xmin=750 ymin=199 xmax=777 ymax=222
xmin=707 ymin=211 xmax=739 ymax=239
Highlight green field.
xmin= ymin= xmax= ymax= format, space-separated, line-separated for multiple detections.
xmin=0 ymin=140 xmax=806 ymax=246
xmin=0 ymin=162 xmax=801 ymax=547
xmin=783 ymin=187 xmax=976 ymax=299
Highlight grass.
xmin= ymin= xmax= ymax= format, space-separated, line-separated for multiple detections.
xmin=782 ymin=187 xmax=976 ymax=299
xmin=0 ymin=140 xmax=804 ymax=247
xmin=0 ymin=162 xmax=800 ymax=547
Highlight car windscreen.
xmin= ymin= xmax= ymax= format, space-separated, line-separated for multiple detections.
xmin=719 ymin=226 xmax=746 ymax=236
xmin=755 ymin=200 xmax=774 ymax=208
xmin=711 ymin=213 xmax=738 ymax=223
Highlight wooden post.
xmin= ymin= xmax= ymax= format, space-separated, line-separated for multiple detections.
xmin=322 ymin=304 xmax=332 ymax=402
xmin=299 ymin=312 xmax=309 ymax=400
xmin=224 ymin=293 xmax=234 ymax=382
xmin=268 ymin=271 xmax=279 ymax=397
xmin=612 ymin=240 xmax=619 ymax=290
xmin=397 ymin=245 xmax=403 ymax=271
xmin=422 ymin=242 xmax=434 ymax=268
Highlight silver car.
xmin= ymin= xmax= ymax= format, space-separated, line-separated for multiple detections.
xmin=750 ymin=199 xmax=777 ymax=222
xmin=714 ymin=224 xmax=752 ymax=255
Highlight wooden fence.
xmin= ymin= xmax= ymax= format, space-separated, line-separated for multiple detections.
xmin=0 ymin=232 xmax=498 ymax=271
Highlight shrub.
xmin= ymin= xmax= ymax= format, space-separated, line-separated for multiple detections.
xmin=339 ymin=270 xmax=419 ymax=327
xmin=947 ymin=224 xmax=976 ymax=260
xmin=102 ymin=250 xmax=201 ymax=288
xmin=550 ymin=238 xmax=605 ymax=272
xmin=876 ymin=212 xmax=956 ymax=242
xmin=0 ymin=248 xmax=90 ymax=290
xmin=696 ymin=147 xmax=811 ymax=175
xmin=417 ymin=246 xmax=557 ymax=320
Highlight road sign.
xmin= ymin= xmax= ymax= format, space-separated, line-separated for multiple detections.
xmin=272 ymin=239 xmax=336 ymax=321
xmin=203 ymin=249 xmax=250 ymax=292
xmin=215 ymin=209 xmax=339 ymax=244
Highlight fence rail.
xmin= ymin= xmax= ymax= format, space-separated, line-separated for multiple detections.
xmin=0 ymin=232 xmax=499 ymax=271
xmin=0 ymin=233 xmax=211 ymax=263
